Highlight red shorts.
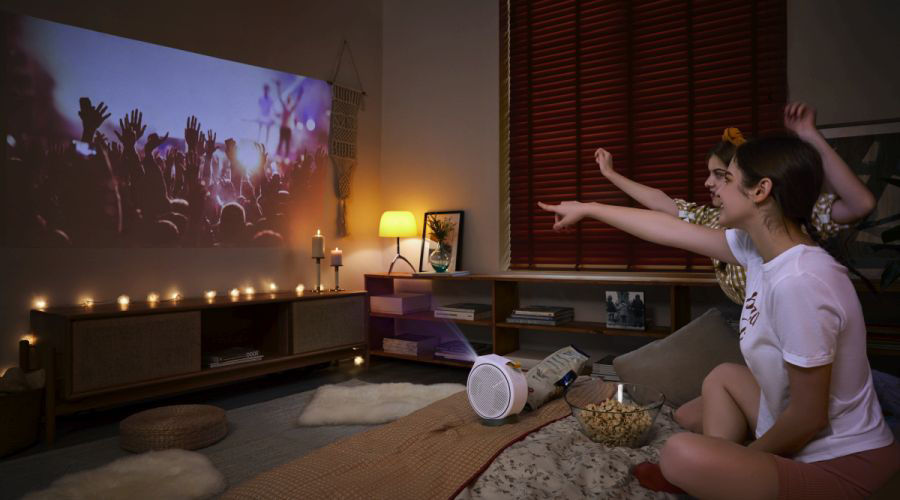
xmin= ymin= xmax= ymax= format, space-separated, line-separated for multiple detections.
xmin=773 ymin=441 xmax=900 ymax=499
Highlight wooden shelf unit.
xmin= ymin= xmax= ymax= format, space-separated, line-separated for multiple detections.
xmin=30 ymin=290 xmax=367 ymax=444
xmin=365 ymin=272 xmax=719 ymax=367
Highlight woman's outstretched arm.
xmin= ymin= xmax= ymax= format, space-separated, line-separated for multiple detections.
xmin=537 ymin=200 xmax=738 ymax=264
xmin=784 ymin=102 xmax=876 ymax=223
xmin=595 ymin=148 xmax=679 ymax=216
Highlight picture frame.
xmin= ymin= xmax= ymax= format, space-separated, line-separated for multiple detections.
xmin=419 ymin=211 xmax=464 ymax=272
xmin=605 ymin=291 xmax=645 ymax=330
xmin=820 ymin=120 xmax=900 ymax=286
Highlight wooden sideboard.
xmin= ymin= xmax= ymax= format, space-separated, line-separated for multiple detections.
xmin=30 ymin=290 xmax=367 ymax=443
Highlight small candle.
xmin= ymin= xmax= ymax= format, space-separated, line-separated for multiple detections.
xmin=229 ymin=288 xmax=241 ymax=299
xmin=295 ymin=284 xmax=305 ymax=295
xmin=205 ymin=290 xmax=216 ymax=300
xmin=82 ymin=297 xmax=94 ymax=308
xmin=312 ymin=229 xmax=325 ymax=258
xmin=244 ymin=286 xmax=255 ymax=296
xmin=171 ymin=292 xmax=182 ymax=301
xmin=353 ymin=356 xmax=364 ymax=366
xmin=147 ymin=292 xmax=159 ymax=304
xmin=330 ymin=247 xmax=343 ymax=266
xmin=268 ymin=282 xmax=278 ymax=292
xmin=117 ymin=295 xmax=130 ymax=307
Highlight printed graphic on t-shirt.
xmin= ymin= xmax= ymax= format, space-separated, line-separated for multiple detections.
xmin=740 ymin=290 xmax=759 ymax=340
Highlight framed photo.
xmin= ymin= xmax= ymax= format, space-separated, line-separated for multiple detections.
xmin=605 ymin=291 xmax=645 ymax=330
xmin=419 ymin=211 xmax=464 ymax=272
xmin=820 ymin=121 xmax=900 ymax=286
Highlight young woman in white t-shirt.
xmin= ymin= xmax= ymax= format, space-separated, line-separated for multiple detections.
xmin=538 ymin=136 xmax=899 ymax=498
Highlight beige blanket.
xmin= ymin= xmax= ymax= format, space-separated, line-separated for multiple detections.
xmin=224 ymin=383 xmax=613 ymax=500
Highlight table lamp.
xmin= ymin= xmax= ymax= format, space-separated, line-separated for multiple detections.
xmin=379 ymin=211 xmax=418 ymax=274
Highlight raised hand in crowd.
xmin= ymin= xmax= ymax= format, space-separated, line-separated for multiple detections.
xmin=115 ymin=109 xmax=146 ymax=154
xmin=204 ymin=129 xmax=217 ymax=158
xmin=184 ymin=115 xmax=202 ymax=155
xmin=78 ymin=97 xmax=110 ymax=143
xmin=93 ymin=131 xmax=109 ymax=151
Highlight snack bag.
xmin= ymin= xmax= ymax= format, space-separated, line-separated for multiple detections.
xmin=525 ymin=345 xmax=589 ymax=410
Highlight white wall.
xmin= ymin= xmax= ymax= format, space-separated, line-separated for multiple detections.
xmin=381 ymin=0 xmax=500 ymax=273
xmin=788 ymin=0 xmax=900 ymax=124
xmin=0 ymin=0 xmax=384 ymax=370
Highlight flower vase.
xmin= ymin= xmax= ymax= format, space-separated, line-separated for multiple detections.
xmin=428 ymin=245 xmax=451 ymax=272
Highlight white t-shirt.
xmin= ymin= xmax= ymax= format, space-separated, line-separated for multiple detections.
xmin=725 ymin=229 xmax=894 ymax=463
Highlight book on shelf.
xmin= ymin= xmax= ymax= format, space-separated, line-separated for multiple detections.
xmin=206 ymin=355 xmax=264 ymax=368
xmin=382 ymin=334 xmax=439 ymax=356
xmin=434 ymin=340 xmax=491 ymax=361
xmin=505 ymin=315 xmax=573 ymax=326
xmin=511 ymin=305 xmax=575 ymax=318
xmin=204 ymin=346 xmax=261 ymax=363
xmin=434 ymin=303 xmax=491 ymax=321
xmin=370 ymin=293 xmax=431 ymax=315
xmin=412 ymin=270 xmax=470 ymax=277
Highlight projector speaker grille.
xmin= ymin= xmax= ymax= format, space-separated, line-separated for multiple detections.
xmin=468 ymin=364 xmax=511 ymax=419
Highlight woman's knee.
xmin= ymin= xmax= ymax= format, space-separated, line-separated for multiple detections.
xmin=660 ymin=433 xmax=701 ymax=480
xmin=702 ymin=362 xmax=745 ymax=393
xmin=674 ymin=398 xmax=702 ymax=432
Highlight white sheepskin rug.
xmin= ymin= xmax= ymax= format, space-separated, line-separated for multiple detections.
xmin=23 ymin=449 xmax=225 ymax=500
xmin=297 ymin=382 xmax=465 ymax=426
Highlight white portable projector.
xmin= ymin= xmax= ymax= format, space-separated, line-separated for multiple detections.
xmin=467 ymin=354 xmax=528 ymax=423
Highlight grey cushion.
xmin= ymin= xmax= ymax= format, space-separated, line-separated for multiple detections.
xmin=613 ymin=308 xmax=745 ymax=407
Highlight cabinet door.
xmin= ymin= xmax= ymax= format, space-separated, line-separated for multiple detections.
xmin=71 ymin=312 xmax=201 ymax=394
xmin=292 ymin=296 xmax=365 ymax=354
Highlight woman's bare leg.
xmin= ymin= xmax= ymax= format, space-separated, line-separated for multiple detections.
xmin=674 ymin=396 xmax=703 ymax=433
xmin=701 ymin=362 xmax=760 ymax=442
xmin=661 ymin=433 xmax=779 ymax=499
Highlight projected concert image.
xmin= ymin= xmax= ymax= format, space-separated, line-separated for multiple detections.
xmin=1 ymin=12 xmax=331 ymax=247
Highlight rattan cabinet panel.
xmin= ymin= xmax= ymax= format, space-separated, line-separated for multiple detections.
xmin=292 ymin=295 xmax=366 ymax=354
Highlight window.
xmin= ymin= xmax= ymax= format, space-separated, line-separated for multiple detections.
xmin=503 ymin=0 xmax=786 ymax=270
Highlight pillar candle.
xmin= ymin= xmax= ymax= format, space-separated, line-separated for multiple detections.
xmin=330 ymin=247 xmax=343 ymax=266
xmin=312 ymin=229 xmax=325 ymax=258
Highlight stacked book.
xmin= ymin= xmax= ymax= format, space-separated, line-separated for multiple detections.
xmin=382 ymin=334 xmax=439 ymax=357
xmin=204 ymin=347 xmax=263 ymax=368
xmin=434 ymin=340 xmax=491 ymax=362
xmin=434 ymin=303 xmax=491 ymax=321
xmin=592 ymin=354 xmax=620 ymax=381
xmin=506 ymin=305 xmax=574 ymax=326
xmin=370 ymin=293 xmax=431 ymax=314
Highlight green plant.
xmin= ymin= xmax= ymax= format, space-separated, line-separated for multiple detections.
xmin=426 ymin=214 xmax=456 ymax=246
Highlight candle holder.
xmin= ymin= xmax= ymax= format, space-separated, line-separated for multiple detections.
xmin=312 ymin=256 xmax=324 ymax=293
xmin=331 ymin=264 xmax=344 ymax=291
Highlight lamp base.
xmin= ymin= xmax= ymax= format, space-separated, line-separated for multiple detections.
xmin=387 ymin=253 xmax=416 ymax=274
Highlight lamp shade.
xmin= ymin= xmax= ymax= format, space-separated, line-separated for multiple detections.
xmin=379 ymin=211 xmax=418 ymax=237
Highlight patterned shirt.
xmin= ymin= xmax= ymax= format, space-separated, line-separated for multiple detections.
xmin=674 ymin=193 xmax=847 ymax=305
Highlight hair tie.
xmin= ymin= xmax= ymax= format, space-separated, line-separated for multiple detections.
xmin=722 ymin=127 xmax=746 ymax=146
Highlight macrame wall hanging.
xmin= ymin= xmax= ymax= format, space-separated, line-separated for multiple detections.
xmin=328 ymin=40 xmax=366 ymax=237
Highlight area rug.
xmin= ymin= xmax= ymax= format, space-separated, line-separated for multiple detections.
xmin=297 ymin=382 xmax=465 ymax=426
xmin=22 ymin=449 xmax=225 ymax=500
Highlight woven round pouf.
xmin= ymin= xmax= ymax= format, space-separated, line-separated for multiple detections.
xmin=119 ymin=404 xmax=227 ymax=453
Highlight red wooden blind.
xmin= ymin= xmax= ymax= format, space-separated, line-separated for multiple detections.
xmin=504 ymin=0 xmax=786 ymax=270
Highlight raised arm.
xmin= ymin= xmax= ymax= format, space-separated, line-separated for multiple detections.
xmin=595 ymin=148 xmax=679 ymax=216
xmin=784 ymin=102 xmax=876 ymax=223
xmin=537 ymin=200 xmax=738 ymax=265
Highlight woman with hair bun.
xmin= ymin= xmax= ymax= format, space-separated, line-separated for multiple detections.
xmin=539 ymin=134 xmax=898 ymax=498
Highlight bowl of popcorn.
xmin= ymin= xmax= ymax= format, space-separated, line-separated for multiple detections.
xmin=564 ymin=379 xmax=664 ymax=448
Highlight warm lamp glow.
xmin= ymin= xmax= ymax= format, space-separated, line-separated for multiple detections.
xmin=32 ymin=298 xmax=47 ymax=310
xmin=244 ymin=286 xmax=255 ymax=296
xmin=147 ymin=292 xmax=159 ymax=304
xmin=117 ymin=295 xmax=130 ymax=307
xmin=295 ymin=284 xmax=305 ymax=294
xmin=171 ymin=292 xmax=182 ymax=301
xmin=353 ymin=356 xmax=365 ymax=366
xmin=205 ymin=290 xmax=216 ymax=300
xmin=230 ymin=288 xmax=241 ymax=298
xmin=81 ymin=297 xmax=94 ymax=308
xmin=22 ymin=334 xmax=36 ymax=345
xmin=378 ymin=211 xmax=417 ymax=237
xmin=268 ymin=282 xmax=278 ymax=292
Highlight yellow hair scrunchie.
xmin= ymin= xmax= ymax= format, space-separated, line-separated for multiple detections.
xmin=722 ymin=127 xmax=746 ymax=146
